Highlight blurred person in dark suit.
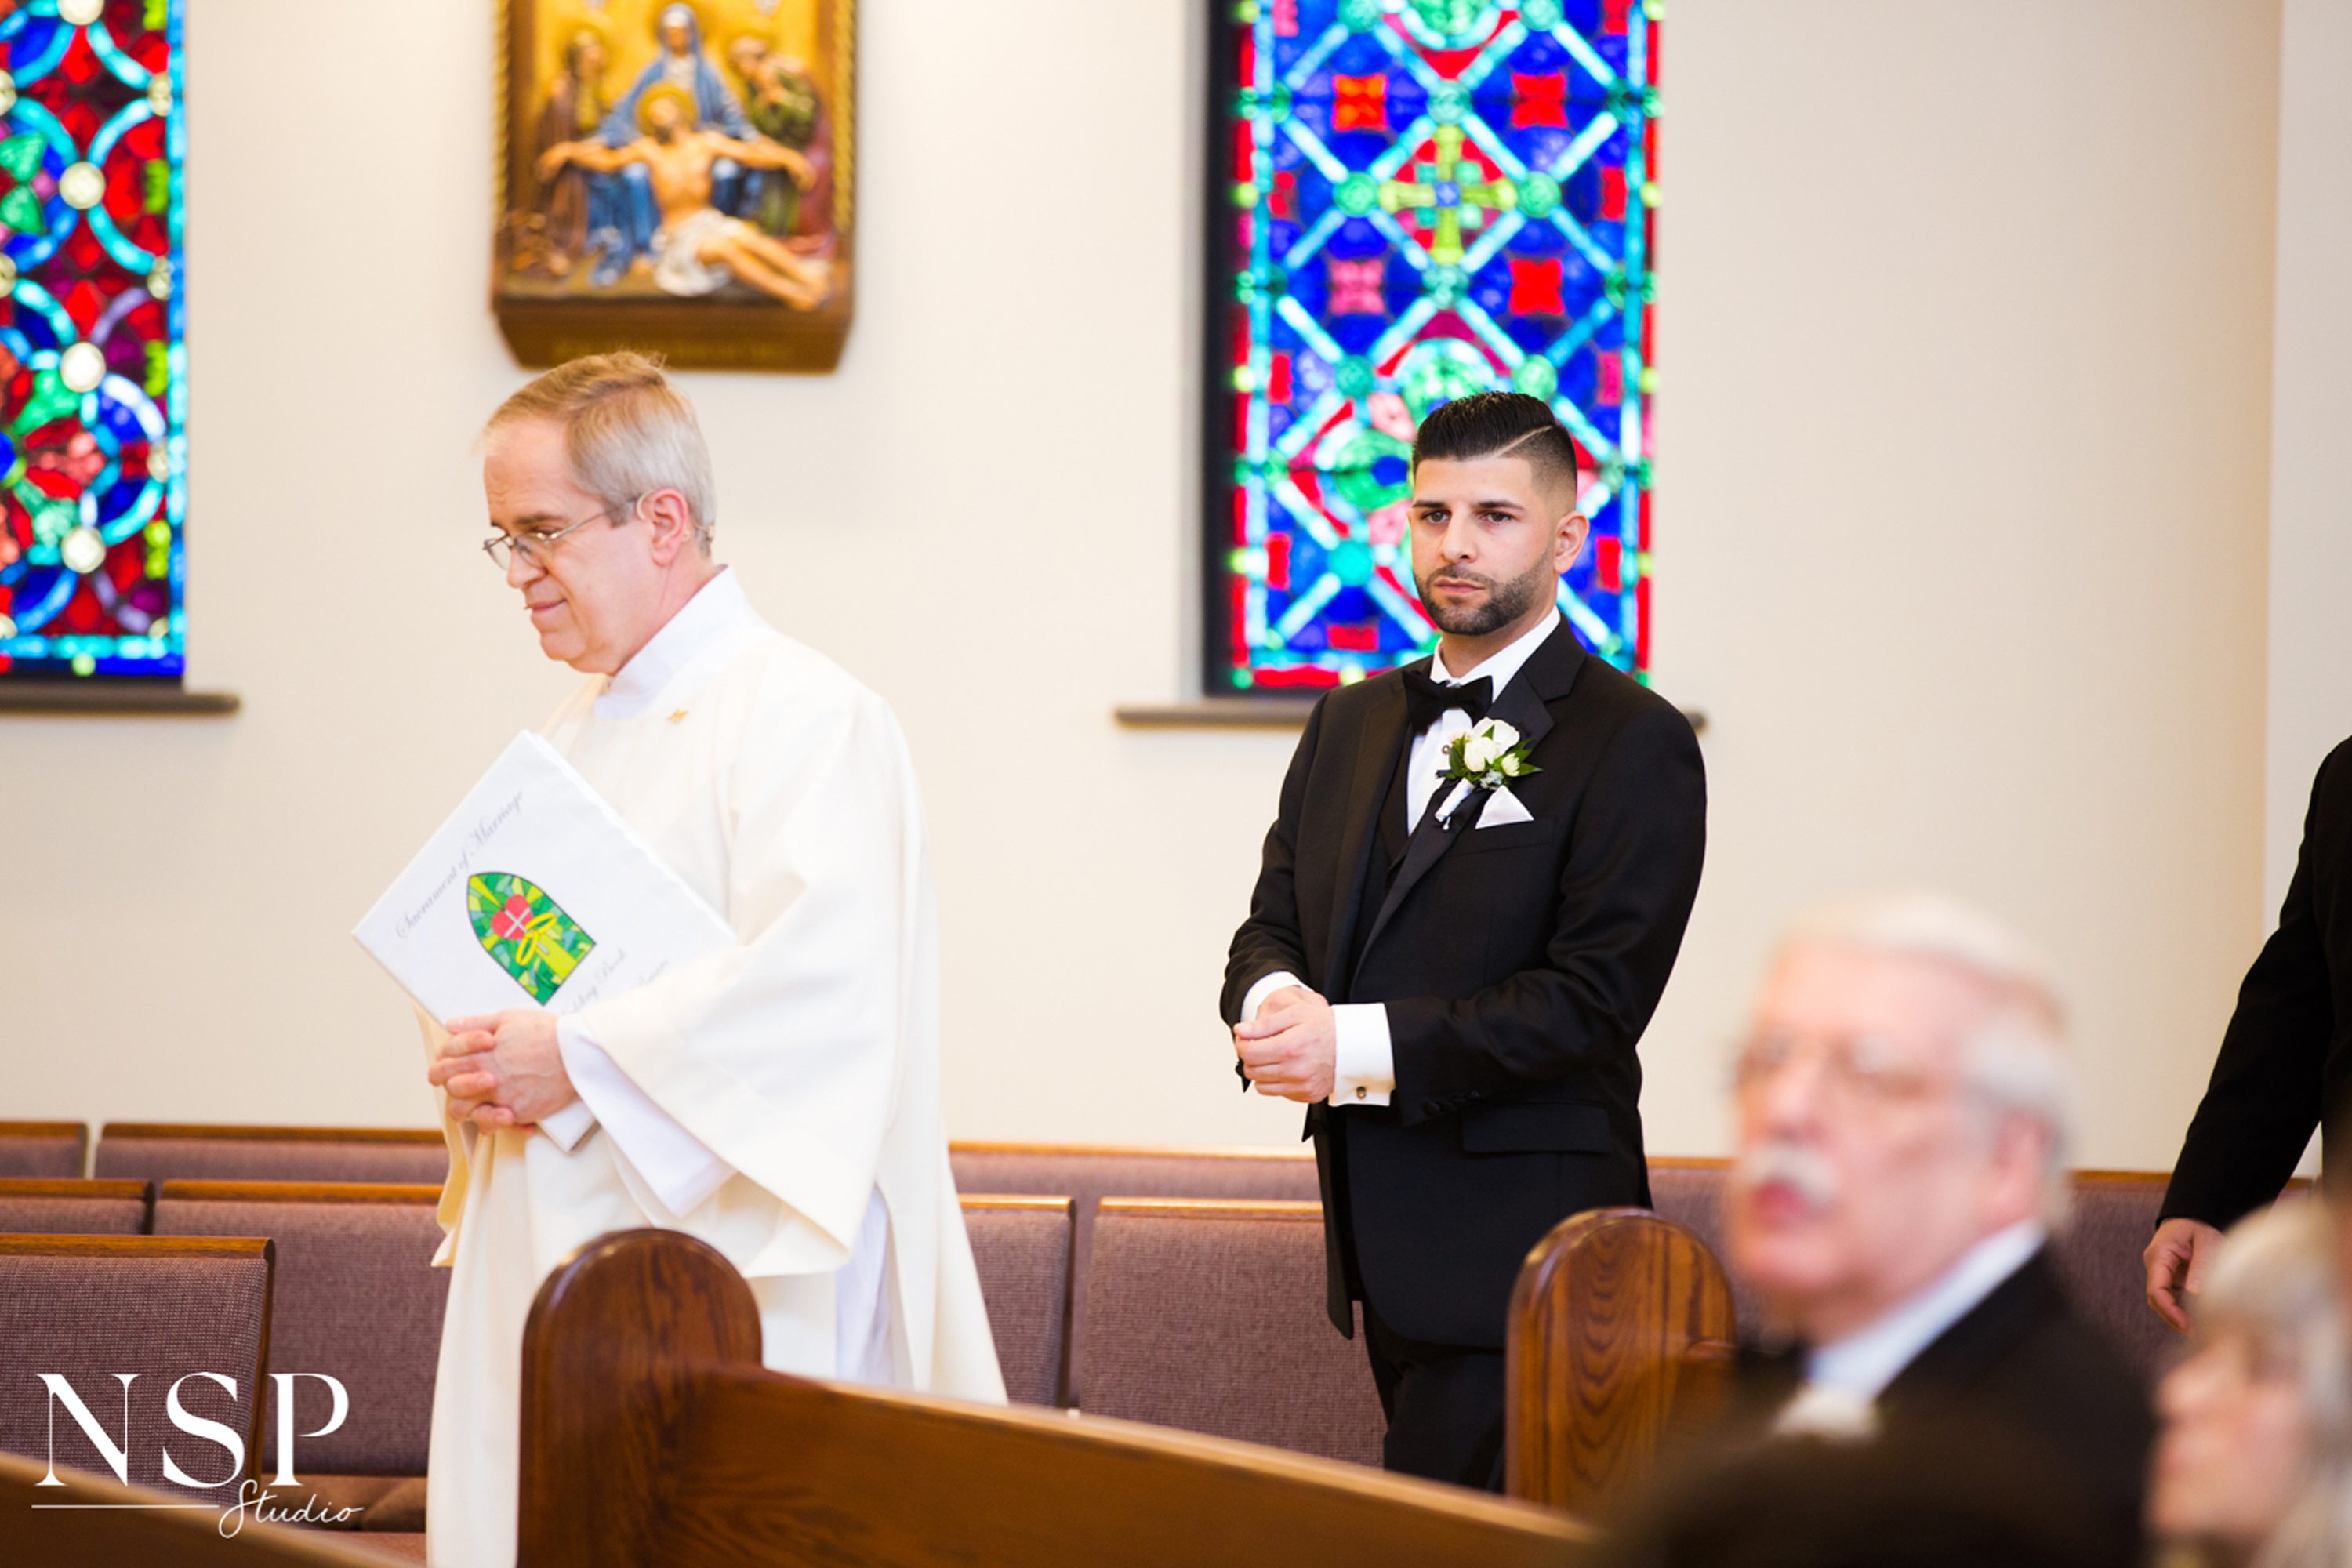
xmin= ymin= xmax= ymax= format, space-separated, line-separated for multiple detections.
xmin=1603 ymin=1416 xmax=2112 ymax=1568
xmin=1707 ymin=894 xmax=2153 ymax=1566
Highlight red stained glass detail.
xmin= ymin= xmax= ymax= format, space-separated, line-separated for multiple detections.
xmin=61 ymin=224 xmax=107 ymax=274
xmin=1600 ymin=166 xmax=1625 ymax=220
xmin=1266 ymin=533 xmax=1291 ymax=590
xmin=1595 ymin=536 xmax=1622 ymax=593
xmin=58 ymin=33 xmax=101 ymax=86
xmin=1508 ymin=259 xmax=1565 ymax=317
xmin=1512 ymin=74 xmax=1566 ymax=128
xmin=60 ymin=583 xmax=102 ymax=633
xmin=1602 ymin=0 xmax=1631 ymax=34
xmin=1272 ymin=0 xmax=1298 ymax=35
xmin=1597 ymin=354 xmax=1622 ymax=407
xmin=1270 ymin=169 xmax=1298 ymax=222
xmin=1327 ymin=622 xmax=1380 ymax=653
xmin=1253 ymin=666 xmax=1342 ymax=690
xmin=1267 ymin=351 xmax=1292 ymax=403
xmin=1332 ymin=75 xmax=1388 ymax=133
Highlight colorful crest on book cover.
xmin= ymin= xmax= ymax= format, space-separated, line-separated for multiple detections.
xmin=467 ymin=873 xmax=596 ymax=1004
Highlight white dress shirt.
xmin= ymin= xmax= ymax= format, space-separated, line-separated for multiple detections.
xmin=1771 ymin=1218 xmax=2048 ymax=1438
xmin=529 ymin=568 xmax=893 ymax=1380
xmin=1240 ymin=612 xmax=1562 ymax=1107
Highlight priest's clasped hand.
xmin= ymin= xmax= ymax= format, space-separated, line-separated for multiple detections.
xmin=1233 ymin=985 xmax=1338 ymax=1103
xmin=428 ymin=1009 xmax=578 ymax=1131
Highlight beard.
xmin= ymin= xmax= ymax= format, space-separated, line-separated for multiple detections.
xmin=1414 ymin=555 xmax=1559 ymax=637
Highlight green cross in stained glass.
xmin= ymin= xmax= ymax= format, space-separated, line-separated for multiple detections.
xmin=1377 ymin=124 xmax=1515 ymax=268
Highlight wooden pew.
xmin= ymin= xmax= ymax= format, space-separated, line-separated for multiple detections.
xmin=1506 ymin=1207 xmax=1736 ymax=1518
xmin=518 ymin=1229 xmax=1589 ymax=1568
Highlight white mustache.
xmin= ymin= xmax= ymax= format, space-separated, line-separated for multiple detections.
xmin=1733 ymin=1138 xmax=1840 ymax=1214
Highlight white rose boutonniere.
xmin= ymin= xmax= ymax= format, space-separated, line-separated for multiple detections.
xmin=1440 ymin=717 xmax=1539 ymax=793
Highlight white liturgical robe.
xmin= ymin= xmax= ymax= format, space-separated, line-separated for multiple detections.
xmin=421 ymin=570 xmax=1004 ymax=1568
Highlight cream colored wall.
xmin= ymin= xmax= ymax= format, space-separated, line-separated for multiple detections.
xmin=2264 ymin=0 xmax=2352 ymax=912
xmin=0 ymin=2 xmax=2285 ymax=1173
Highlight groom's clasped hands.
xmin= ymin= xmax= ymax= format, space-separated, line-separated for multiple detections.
xmin=1233 ymin=985 xmax=1337 ymax=1103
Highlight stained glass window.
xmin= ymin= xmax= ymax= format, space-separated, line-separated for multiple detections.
xmin=1204 ymin=0 xmax=1656 ymax=694
xmin=0 ymin=0 xmax=183 ymax=681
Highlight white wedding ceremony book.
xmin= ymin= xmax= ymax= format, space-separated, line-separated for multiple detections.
xmin=352 ymin=732 xmax=734 ymax=1024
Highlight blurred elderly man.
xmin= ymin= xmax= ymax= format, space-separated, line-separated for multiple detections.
xmin=1718 ymin=895 xmax=2151 ymax=1565
xmin=419 ymin=352 xmax=1002 ymax=1566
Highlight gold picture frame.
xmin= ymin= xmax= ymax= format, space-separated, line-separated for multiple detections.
xmin=492 ymin=0 xmax=855 ymax=372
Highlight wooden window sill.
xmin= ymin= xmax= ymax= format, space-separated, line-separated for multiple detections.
xmin=0 ymin=683 xmax=240 ymax=716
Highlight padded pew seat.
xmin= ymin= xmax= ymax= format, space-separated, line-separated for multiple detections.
xmin=0 ymin=1121 xmax=87 ymax=1178
xmin=0 ymin=1235 xmax=276 ymax=1512
xmin=0 ymin=1178 xmax=150 ymax=1236
xmin=1082 ymin=1199 xmax=1385 ymax=1465
xmin=960 ymin=1196 xmax=1073 ymax=1407
xmin=98 ymin=1123 xmax=448 ymax=1186
xmin=950 ymin=1142 xmax=1317 ymax=1404
xmin=153 ymin=1181 xmax=448 ymax=1533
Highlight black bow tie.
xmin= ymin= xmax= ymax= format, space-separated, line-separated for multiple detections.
xmin=1402 ymin=667 xmax=1492 ymax=732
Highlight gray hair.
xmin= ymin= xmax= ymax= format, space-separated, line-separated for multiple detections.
xmin=1783 ymin=891 xmax=2074 ymax=1225
xmin=481 ymin=351 xmax=717 ymax=554
xmin=2196 ymin=1200 xmax=2352 ymax=1568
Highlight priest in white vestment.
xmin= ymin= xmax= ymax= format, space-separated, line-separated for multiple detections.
xmin=419 ymin=354 xmax=1003 ymax=1568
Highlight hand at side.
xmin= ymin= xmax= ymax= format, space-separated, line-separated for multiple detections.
xmin=2143 ymin=1216 xmax=2226 ymax=1332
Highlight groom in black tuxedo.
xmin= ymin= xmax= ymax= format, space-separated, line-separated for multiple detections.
xmin=1223 ymin=392 xmax=1707 ymax=1489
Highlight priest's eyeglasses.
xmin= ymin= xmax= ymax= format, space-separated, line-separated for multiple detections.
xmin=481 ymin=499 xmax=638 ymax=571
xmin=1730 ymin=1031 xmax=1944 ymax=1108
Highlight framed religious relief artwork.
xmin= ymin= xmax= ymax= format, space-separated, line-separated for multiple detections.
xmin=492 ymin=0 xmax=855 ymax=372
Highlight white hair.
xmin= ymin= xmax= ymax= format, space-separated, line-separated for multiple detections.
xmin=1784 ymin=891 xmax=2074 ymax=1225
xmin=481 ymin=351 xmax=717 ymax=554
xmin=2196 ymin=1200 xmax=2352 ymax=1568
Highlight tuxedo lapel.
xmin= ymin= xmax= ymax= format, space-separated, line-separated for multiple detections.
xmin=1350 ymin=619 xmax=1586 ymax=980
xmin=1319 ymin=674 xmax=1413 ymax=999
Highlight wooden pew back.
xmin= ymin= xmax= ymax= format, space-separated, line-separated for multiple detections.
xmin=520 ymin=1228 xmax=1588 ymax=1568
xmin=1506 ymin=1207 xmax=1735 ymax=1518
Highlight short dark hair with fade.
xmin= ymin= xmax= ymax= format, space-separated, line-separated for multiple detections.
xmin=1410 ymin=390 xmax=1581 ymax=503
